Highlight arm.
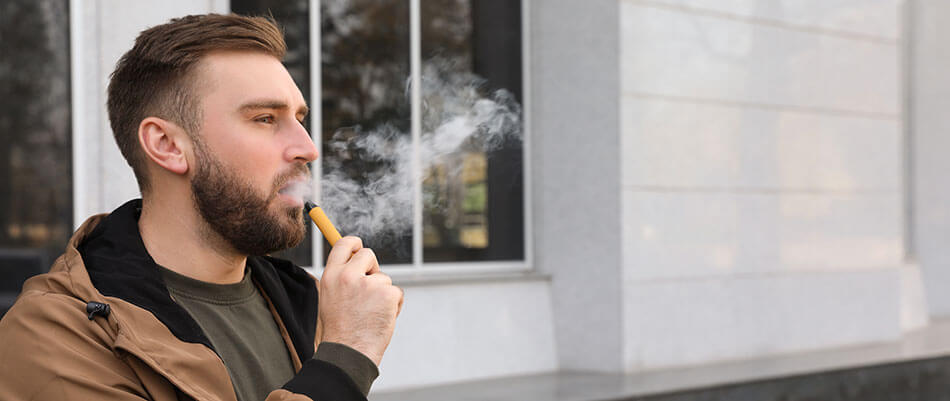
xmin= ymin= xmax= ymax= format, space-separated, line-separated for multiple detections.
xmin=266 ymin=236 xmax=401 ymax=401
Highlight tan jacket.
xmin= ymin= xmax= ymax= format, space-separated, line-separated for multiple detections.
xmin=0 ymin=200 xmax=364 ymax=401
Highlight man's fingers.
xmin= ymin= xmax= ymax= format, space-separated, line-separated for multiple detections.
xmin=364 ymin=274 xmax=402 ymax=317
xmin=347 ymin=248 xmax=380 ymax=275
xmin=365 ymin=270 xmax=392 ymax=286
xmin=326 ymin=236 xmax=363 ymax=268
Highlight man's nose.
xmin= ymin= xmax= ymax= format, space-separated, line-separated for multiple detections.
xmin=285 ymin=119 xmax=319 ymax=163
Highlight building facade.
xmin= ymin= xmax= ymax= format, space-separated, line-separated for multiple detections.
xmin=7 ymin=0 xmax=950 ymax=397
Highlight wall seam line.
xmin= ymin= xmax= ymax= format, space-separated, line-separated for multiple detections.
xmin=623 ymin=92 xmax=901 ymax=121
xmin=624 ymin=0 xmax=899 ymax=45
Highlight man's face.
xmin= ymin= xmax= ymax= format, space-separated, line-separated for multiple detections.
xmin=188 ymin=51 xmax=317 ymax=256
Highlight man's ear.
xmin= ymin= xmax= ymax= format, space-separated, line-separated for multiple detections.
xmin=138 ymin=117 xmax=191 ymax=176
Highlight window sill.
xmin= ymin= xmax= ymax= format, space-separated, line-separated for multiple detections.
xmin=389 ymin=269 xmax=550 ymax=287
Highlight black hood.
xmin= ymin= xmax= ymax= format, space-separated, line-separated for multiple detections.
xmin=78 ymin=199 xmax=317 ymax=363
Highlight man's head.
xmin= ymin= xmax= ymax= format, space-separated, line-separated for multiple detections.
xmin=108 ymin=14 xmax=287 ymax=191
xmin=107 ymin=14 xmax=318 ymax=255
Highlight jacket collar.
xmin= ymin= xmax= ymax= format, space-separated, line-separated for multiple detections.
xmin=79 ymin=199 xmax=212 ymax=348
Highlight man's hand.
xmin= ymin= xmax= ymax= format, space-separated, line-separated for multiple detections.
xmin=318 ymin=236 xmax=403 ymax=366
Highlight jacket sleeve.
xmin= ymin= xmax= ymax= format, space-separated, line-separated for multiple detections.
xmin=0 ymin=292 xmax=156 ymax=401
xmin=265 ymin=358 xmax=368 ymax=401
xmin=312 ymin=342 xmax=379 ymax=395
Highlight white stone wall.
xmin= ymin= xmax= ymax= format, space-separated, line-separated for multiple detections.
xmin=372 ymin=279 xmax=557 ymax=392
xmin=619 ymin=0 xmax=913 ymax=371
xmin=909 ymin=0 xmax=950 ymax=318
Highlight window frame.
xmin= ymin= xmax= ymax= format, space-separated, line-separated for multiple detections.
xmin=308 ymin=0 xmax=533 ymax=276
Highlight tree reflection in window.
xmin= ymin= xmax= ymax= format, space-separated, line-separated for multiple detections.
xmin=0 ymin=0 xmax=72 ymax=315
xmin=321 ymin=0 xmax=413 ymax=264
xmin=420 ymin=0 xmax=523 ymax=263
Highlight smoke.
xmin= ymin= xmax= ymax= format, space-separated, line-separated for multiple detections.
xmin=279 ymin=180 xmax=313 ymax=204
xmin=316 ymin=58 xmax=522 ymax=250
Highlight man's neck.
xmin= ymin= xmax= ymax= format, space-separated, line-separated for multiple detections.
xmin=138 ymin=196 xmax=248 ymax=284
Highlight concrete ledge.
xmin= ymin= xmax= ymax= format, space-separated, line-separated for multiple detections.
xmin=370 ymin=319 xmax=950 ymax=400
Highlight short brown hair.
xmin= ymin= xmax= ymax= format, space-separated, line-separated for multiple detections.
xmin=107 ymin=14 xmax=287 ymax=193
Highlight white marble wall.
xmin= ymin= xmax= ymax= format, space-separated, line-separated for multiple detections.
xmin=639 ymin=0 xmax=901 ymax=47
xmin=619 ymin=0 xmax=912 ymax=371
xmin=625 ymin=269 xmax=901 ymax=368
xmin=371 ymin=279 xmax=557 ymax=392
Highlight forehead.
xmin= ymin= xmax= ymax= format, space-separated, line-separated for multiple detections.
xmin=194 ymin=51 xmax=306 ymax=110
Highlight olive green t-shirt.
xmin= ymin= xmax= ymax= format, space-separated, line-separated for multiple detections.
xmin=159 ymin=265 xmax=377 ymax=400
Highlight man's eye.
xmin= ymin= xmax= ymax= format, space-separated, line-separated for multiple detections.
xmin=255 ymin=115 xmax=275 ymax=124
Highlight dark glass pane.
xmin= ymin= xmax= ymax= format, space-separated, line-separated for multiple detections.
xmin=230 ymin=0 xmax=314 ymax=267
xmin=420 ymin=0 xmax=524 ymax=262
xmin=320 ymin=0 xmax=412 ymax=264
xmin=0 ymin=0 xmax=72 ymax=317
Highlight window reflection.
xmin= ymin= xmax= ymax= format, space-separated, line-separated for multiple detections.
xmin=421 ymin=0 xmax=524 ymax=262
xmin=0 ymin=0 xmax=72 ymax=316
xmin=321 ymin=0 xmax=413 ymax=264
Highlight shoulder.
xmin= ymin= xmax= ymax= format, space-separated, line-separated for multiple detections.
xmin=0 ymin=289 xmax=115 ymax=358
xmin=0 ymin=290 xmax=140 ymax=397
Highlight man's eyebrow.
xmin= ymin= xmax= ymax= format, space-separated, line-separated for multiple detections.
xmin=238 ymin=100 xmax=309 ymax=116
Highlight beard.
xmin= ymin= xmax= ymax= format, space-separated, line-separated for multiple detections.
xmin=190 ymin=142 xmax=308 ymax=256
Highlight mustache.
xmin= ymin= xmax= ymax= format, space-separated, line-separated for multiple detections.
xmin=271 ymin=163 xmax=312 ymax=196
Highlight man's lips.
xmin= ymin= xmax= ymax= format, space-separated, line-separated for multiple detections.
xmin=274 ymin=164 xmax=312 ymax=196
xmin=276 ymin=176 xmax=310 ymax=204
xmin=278 ymin=179 xmax=302 ymax=191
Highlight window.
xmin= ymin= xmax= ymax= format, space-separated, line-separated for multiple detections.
xmin=231 ymin=0 xmax=527 ymax=272
xmin=0 ymin=0 xmax=72 ymax=316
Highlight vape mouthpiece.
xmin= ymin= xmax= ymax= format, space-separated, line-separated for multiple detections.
xmin=304 ymin=202 xmax=342 ymax=246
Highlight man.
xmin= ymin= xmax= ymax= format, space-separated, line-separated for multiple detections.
xmin=0 ymin=14 xmax=403 ymax=401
